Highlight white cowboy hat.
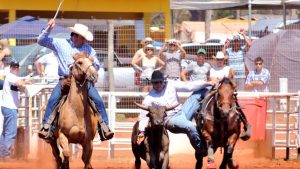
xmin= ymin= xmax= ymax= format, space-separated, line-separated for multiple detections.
xmin=215 ymin=51 xmax=225 ymax=59
xmin=68 ymin=23 xmax=93 ymax=41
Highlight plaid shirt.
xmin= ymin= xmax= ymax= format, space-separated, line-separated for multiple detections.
xmin=38 ymin=29 xmax=100 ymax=77
xmin=245 ymin=68 xmax=270 ymax=92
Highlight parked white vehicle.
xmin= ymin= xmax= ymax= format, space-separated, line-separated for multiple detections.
xmin=95 ymin=49 xmax=138 ymax=91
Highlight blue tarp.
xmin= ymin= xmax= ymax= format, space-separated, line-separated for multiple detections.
xmin=0 ymin=16 xmax=68 ymax=39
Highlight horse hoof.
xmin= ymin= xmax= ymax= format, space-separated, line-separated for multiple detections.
xmin=228 ymin=159 xmax=239 ymax=169
xmin=206 ymin=162 xmax=217 ymax=169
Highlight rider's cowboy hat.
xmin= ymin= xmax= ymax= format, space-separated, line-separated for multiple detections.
xmin=68 ymin=23 xmax=93 ymax=41
xmin=150 ymin=70 xmax=165 ymax=83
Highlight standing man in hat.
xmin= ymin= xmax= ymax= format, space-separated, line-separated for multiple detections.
xmin=37 ymin=19 xmax=114 ymax=141
xmin=136 ymin=70 xmax=217 ymax=160
xmin=0 ymin=61 xmax=31 ymax=159
xmin=181 ymin=48 xmax=211 ymax=82
xmin=223 ymin=29 xmax=252 ymax=91
xmin=159 ymin=39 xmax=186 ymax=81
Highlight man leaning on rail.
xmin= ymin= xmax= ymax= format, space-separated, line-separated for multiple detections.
xmin=37 ymin=19 xmax=114 ymax=141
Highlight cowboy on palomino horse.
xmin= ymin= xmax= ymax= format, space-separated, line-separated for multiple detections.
xmin=49 ymin=52 xmax=99 ymax=169
xmin=37 ymin=19 xmax=114 ymax=141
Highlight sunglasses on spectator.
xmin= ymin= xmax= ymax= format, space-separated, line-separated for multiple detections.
xmin=146 ymin=48 xmax=154 ymax=51
xmin=169 ymin=44 xmax=176 ymax=47
xmin=145 ymin=41 xmax=152 ymax=44
xmin=255 ymin=62 xmax=263 ymax=65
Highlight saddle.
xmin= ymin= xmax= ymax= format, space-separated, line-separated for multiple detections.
xmin=45 ymin=77 xmax=103 ymax=140
xmin=196 ymin=89 xmax=217 ymax=129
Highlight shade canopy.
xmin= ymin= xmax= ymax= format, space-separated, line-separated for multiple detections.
xmin=170 ymin=0 xmax=300 ymax=10
xmin=0 ymin=16 xmax=68 ymax=39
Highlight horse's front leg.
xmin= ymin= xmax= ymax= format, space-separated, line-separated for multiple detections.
xmin=50 ymin=140 xmax=63 ymax=169
xmin=58 ymin=133 xmax=70 ymax=169
xmin=201 ymin=130 xmax=216 ymax=169
xmin=207 ymin=141 xmax=217 ymax=169
xmin=82 ymin=140 xmax=93 ymax=169
xmin=220 ymin=135 xmax=239 ymax=169
xmin=160 ymin=151 xmax=169 ymax=169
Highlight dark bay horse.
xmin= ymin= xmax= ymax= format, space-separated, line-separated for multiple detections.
xmin=50 ymin=52 xmax=99 ymax=169
xmin=196 ymin=77 xmax=241 ymax=169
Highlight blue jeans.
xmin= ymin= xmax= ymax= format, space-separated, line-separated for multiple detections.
xmin=0 ymin=107 xmax=18 ymax=158
xmin=165 ymin=87 xmax=208 ymax=153
xmin=0 ymin=80 xmax=3 ymax=90
xmin=43 ymin=80 xmax=109 ymax=126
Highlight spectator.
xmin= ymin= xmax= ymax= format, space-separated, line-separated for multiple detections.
xmin=131 ymin=44 xmax=165 ymax=92
xmin=0 ymin=39 xmax=12 ymax=86
xmin=131 ymin=37 xmax=153 ymax=67
xmin=0 ymin=60 xmax=31 ymax=160
xmin=136 ymin=70 xmax=217 ymax=159
xmin=0 ymin=39 xmax=12 ymax=71
xmin=159 ymin=39 xmax=186 ymax=81
xmin=245 ymin=56 xmax=270 ymax=92
xmin=37 ymin=19 xmax=114 ymax=141
xmin=209 ymin=52 xmax=234 ymax=81
xmin=223 ymin=29 xmax=252 ymax=91
xmin=34 ymin=52 xmax=59 ymax=83
xmin=181 ymin=48 xmax=210 ymax=81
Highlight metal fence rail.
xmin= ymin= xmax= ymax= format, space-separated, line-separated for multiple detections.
xmin=15 ymin=88 xmax=300 ymax=159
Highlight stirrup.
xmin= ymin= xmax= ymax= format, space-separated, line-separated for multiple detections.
xmin=98 ymin=122 xmax=114 ymax=141
xmin=38 ymin=128 xmax=50 ymax=139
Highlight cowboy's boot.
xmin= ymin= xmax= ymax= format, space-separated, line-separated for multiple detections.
xmin=238 ymin=109 xmax=252 ymax=141
xmin=38 ymin=125 xmax=50 ymax=140
xmin=38 ymin=110 xmax=59 ymax=141
xmin=98 ymin=121 xmax=114 ymax=141
xmin=234 ymin=93 xmax=252 ymax=141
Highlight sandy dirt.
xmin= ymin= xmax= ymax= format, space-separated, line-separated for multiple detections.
xmin=1 ymin=140 xmax=300 ymax=169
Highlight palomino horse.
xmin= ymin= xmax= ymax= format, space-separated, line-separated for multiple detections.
xmin=196 ymin=77 xmax=241 ymax=169
xmin=49 ymin=52 xmax=99 ymax=169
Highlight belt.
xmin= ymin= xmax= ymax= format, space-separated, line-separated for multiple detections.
xmin=59 ymin=76 xmax=69 ymax=80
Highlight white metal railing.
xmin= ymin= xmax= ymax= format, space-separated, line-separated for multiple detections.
xmin=14 ymin=89 xmax=300 ymax=159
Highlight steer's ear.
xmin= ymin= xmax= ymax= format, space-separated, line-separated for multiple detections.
xmin=166 ymin=104 xmax=180 ymax=111
xmin=134 ymin=102 xmax=149 ymax=111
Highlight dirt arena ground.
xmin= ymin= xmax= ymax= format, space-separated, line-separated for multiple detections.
xmin=1 ymin=140 xmax=300 ymax=169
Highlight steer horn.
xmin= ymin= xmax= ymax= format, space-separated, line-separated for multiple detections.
xmin=134 ymin=102 xmax=149 ymax=111
xmin=166 ymin=104 xmax=180 ymax=111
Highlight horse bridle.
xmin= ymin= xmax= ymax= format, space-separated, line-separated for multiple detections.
xmin=214 ymin=84 xmax=237 ymax=114
xmin=73 ymin=59 xmax=93 ymax=87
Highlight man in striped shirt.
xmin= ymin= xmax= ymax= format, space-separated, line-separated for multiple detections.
xmin=245 ymin=57 xmax=270 ymax=92
xmin=223 ymin=29 xmax=252 ymax=91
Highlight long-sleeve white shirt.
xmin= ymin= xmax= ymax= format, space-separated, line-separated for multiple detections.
xmin=138 ymin=79 xmax=208 ymax=131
